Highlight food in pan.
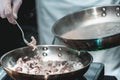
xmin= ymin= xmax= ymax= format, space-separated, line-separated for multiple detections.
xmin=10 ymin=54 xmax=84 ymax=75
xmin=27 ymin=36 xmax=37 ymax=51
xmin=9 ymin=36 xmax=84 ymax=75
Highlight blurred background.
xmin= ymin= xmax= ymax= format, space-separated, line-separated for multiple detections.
xmin=0 ymin=0 xmax=39 ymax=57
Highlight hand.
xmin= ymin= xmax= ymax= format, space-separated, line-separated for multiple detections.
xmin=0 ymin=0 xmax=22 ymax=24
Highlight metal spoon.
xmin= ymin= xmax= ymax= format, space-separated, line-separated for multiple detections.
xmin=14 ymin=20 xmax=29 ymax=45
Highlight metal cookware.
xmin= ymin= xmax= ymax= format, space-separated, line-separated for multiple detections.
xmin=52 ymin=5 xmax=120 ymax=51
xmin=0 ymin=45 xmax=93 ymax=80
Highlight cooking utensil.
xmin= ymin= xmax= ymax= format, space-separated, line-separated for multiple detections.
xmin=52 ymin=5 xmax=120 ymax=51
xmin=0 ymin=45 xmax=93 ymax=80
xmin=14 ymin=20 xmax=29 ymax=45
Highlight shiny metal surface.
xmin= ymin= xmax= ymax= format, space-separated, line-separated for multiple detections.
xmin=0 ymin=45 xmax=93 ymax=80
xmin=52 ymin=5 xmax=120 ymax=51
xmin=14 ymin=20 xmax=29 ymax=45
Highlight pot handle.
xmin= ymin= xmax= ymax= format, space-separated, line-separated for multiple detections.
xmin=52 ymin=36 xmax=56 ymax=45
xmin=52 ymin=36 xmax=66 ymax=45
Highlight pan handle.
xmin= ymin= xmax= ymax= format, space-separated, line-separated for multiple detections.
xmin=52 ymin=36 xmax=65 ymax=45
xmin=52 ymin=36 xmax=66 ymax=46
xmin=52 ymin=36 xmax=56 ymax=45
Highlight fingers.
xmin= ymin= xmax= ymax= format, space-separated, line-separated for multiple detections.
xmin=7 ymin=0 xmax=22 ymax=24
xmin=0 ymin=0 xmax=14 ymax=24
xmin=7 ymin=16 xmax=16 ymax=24
xmin=0 ymin=9 xmax=6 ymax=19
xmin=12 ymin=0 xmax=22 ymax=19
xmin=5 ymin=0 xmax=14 ymax=24
xmin=0 ymin=0 xmax=12 ymax=19
xmin=5 ymin=0 xmax=12 ymax=17
xmin=0 ymin=0 xmax=22 ymax=24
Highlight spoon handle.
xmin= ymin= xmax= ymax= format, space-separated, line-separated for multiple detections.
xmin=14 ymin=20 xmax=29 ymax=45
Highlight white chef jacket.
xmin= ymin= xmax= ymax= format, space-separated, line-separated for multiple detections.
xmin=35 ymin=0 xmax=120 ymax=79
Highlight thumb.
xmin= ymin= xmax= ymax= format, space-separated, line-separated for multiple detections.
xmin=12 ymin=0 xmax=22 ymax=19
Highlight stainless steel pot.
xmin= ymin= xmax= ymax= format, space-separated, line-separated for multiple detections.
xmin=0 ymin=45 xmax=93 ymax=80
xmin=52 ymin=5 xmax=120 ymax=51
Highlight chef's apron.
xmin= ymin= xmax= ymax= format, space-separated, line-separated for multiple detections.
xmin=35 ymin=0 xmax=120 ymax=79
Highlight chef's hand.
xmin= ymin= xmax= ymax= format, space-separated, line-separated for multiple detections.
xmin=0 ymin=0 xmax=22 ymax=24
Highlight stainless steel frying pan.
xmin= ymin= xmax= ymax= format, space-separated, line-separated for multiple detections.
xmin=0 ymin=45 xmax=93 ymax=80
xmin=52 ymin=5 xmax=120 ymax=51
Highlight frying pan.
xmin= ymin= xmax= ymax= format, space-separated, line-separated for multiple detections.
xmin=52 ymin=5 xmax=120 ymax=51
xmin=0 ymin=45 xmax=93 ymax=80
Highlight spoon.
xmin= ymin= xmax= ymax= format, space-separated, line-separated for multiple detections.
xmin=14 ymin=20 xmax=29 ymax=45
xmin=14 ymin=20 xmax=38 ymax=51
